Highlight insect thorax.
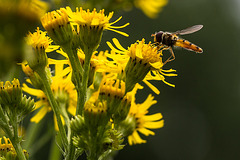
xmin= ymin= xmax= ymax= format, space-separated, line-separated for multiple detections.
xmin=162 ymin=33 xmax=177 ymax=47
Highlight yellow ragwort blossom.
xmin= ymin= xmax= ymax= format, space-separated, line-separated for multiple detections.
xmin=49 ymin=49 xmax=119 ymax=81
xmin=22 ymin=64 xmax=77 ymax=130
xmin=0 ymin=136 xmax=29 ymax=158
xmin=0 ymin=0 xmax=48 ymax=21
xmin=127 ymin=85 xmax=164 ymax=145
xmin=134 ymin=0 xmax=168 ymax=18
xmin=26 ymin=27 xmax=51 ymax=50
xmin=0 ymin=78 xmax=22 ymax=106
xmin=66 ymin=7 xmax=130 ymax=37
xmin=26 ymin=27 xmax=59 ymax=52
xmin=25 ymin=27 xmax=59 ymax=71
xmin=41 ymin=7 xmax=74 ymax=46
xmin=107 ymin=38 xmax=177 ymax=94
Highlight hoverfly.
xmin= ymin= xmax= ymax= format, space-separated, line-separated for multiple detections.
xmin=151 ymin=25 xmax=203 ymax=65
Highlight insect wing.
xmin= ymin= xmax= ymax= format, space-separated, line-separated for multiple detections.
xmin=174 ymin=25 xmax=203 ymax=35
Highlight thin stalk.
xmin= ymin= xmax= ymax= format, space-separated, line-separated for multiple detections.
xmin=0 ymin=106 xmax=26 ymax=160
xmin=62 ymin=44 xmax=83 ymax=90
xmin=59 ymin=103 xmax=76 ymax=160
xmin=37 ymin=69 xmax=68 ymax=151
xmin=12 ymin=140 xmax=27 ymax=160
xmin=60 ymin=44 xmax=84 ymax=160
xmin=65 ymin=131 xmax=76 ymax=160
xmin=61 ymin=44 xmax=83 ymax=118
xmin=78 ymin=47 xmax=93 ymax=115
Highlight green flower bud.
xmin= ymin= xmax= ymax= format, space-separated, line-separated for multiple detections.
xmin=118 ymin=116 xmax=136 ymax=137
xmin=0 ymin=137 xmax=29 ymax=160
xmin=124 ymin=57 xmax=151 ymax=93
xmin=21 ymin=63 xmax=44 ymax=90
xmin=70 ymin=115 xmax=86 ymax=134
xmin=102 ymin=129 xmax=124 ymax=152
xmin=113 ymin=94 xmax=131 ymax=124
xmin=99 ymin=79 xmax=125 ymax=117
xmin=72 ymin=135 xmax=87 ymax=149
xmin=18 ymin=95 xmax=35 ymax=119
xmin=84 ymin=100 xmax=108 ymax=134
xmin=0 ymin=79 xmax=22 ymax=106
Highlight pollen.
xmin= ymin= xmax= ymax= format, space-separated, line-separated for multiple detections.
xmin=41 ymin=8 xmax=69 ymax=33
xmin=100 ymin=79 xmax=125 ymax=99
xmin=26 ymin=27 xmax=51 ymax=50
xmin=128 ymin=39 xmax=162 ymax=65
xmin=66 ymin=7 xmax=129 ymax=37
xmin=0 ymin=78 xmax=20 ymax=93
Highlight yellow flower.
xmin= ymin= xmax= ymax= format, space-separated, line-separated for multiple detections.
xmin=134 ymin=0 xmax=168 ymax=18
xmin=66 ymin=7 xmax=130 ymax=37
xmin=49 ymin=49 xmax=119 ymax=88
xmin=0 ymin=136 xmax=29 ymax=159
xmin=41 ymin=7 xmax=73 ymax=45
xmin=26 ymin=27 xmax=51 ymax=50
xmin=127 ymin=89 xmax=164 ymax=145
xmin=99 ymin=78 xmax=126 ymax=116
xmin=107 ymin=38 xmax=177 ymax=94
xmin=0 ymin=0 xmax=48 ymax=21
xmin=22 ymin=64 xmax=77 ymax=130
xmin=0 ymin=136 xmax=14 ymax=151
xmin=0 ymin=78 xmax=22 ymax=106
xmin=25 ymin=27 xmax=58 ymax=71
xmin=84 ymin=99 xmax=108 ymax=131
xmin=65 ymin=7 xmax=130 ymax=52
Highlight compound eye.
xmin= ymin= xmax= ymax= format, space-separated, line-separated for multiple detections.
xmin=156 ymin=32 xmax=163 ymax=43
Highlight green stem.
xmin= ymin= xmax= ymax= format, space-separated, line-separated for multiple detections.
xmin=61 ymin=44 xmax=84 ymax=160
xmin=62 ymin=44 xmax=83 ymax=90
xmin=0 ymin=105 xmax=10 ymax=133
xmin=36 ymin=69 xmax=68 ymax=151
xmin=0 ymin=106 xmax=26 ymax=160
xmin=78 ymin=47 xmax=93 ymax=115
xmin=61 ymin=44 xmax=84 ymax=118
xmin=88 ymin=127 xmax=106 ymax=160
xmin=65 ymin=132 xmax=76 ymax=160
xmin=12 ymin=140 xmax=27 ymax=160
xmin=59 ymin=103 xmax=76 ymax=160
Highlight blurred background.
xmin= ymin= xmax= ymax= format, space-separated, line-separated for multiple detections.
xmin=110 ymin=0 xmax=240 ymax=160
xmin=1 ymin=0 xmax=240 ymax=159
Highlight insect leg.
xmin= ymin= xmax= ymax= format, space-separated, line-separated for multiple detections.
xmin=163 ymin=47 xmax=175 ymax=66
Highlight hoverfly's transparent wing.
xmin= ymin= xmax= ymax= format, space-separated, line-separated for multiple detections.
xmin=174 ymin=25 xmax=203 ymax=35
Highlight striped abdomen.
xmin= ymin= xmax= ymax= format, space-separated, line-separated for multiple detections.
xmin=175 ymin=39 xmax=203 ymax=53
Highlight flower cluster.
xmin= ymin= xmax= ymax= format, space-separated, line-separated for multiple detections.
xmin=18 ymin=6 xmax=177 ymax=159
xmin=0 ymin=3 xmax=180 ymax=159
xmin=0 ymin=136 xmax=29 ymax=160
xmin=0 ymin=0 xmax=207 ymax=158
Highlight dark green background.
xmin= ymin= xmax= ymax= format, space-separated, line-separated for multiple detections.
xmin=2 ymin=0 xmax=238 ymax=159
xmin=99 ymin=0 xmax=240 ymax=159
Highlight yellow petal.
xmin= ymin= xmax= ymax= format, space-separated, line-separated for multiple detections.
xmin=22 ymin=84 xmax=43 ymax=97
xmin=106 ymin=28 xmax=129 ymax=37
xmin=30 ymin=106 xmax=48 ymax=123
xmin=143 ymin=80 xmax=160 ymax=95
xmin=143 ymin=120 xmax=164 ymax=129
xmin=112 ymin=38 xmax=128 ymax=52
xmin=143 ymin=113 xmax=163 ymax=121
xmin=132 ymin=131 xmax=146 ymax=144
xmin=138 ymin=127 xmax=155 ymax=136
